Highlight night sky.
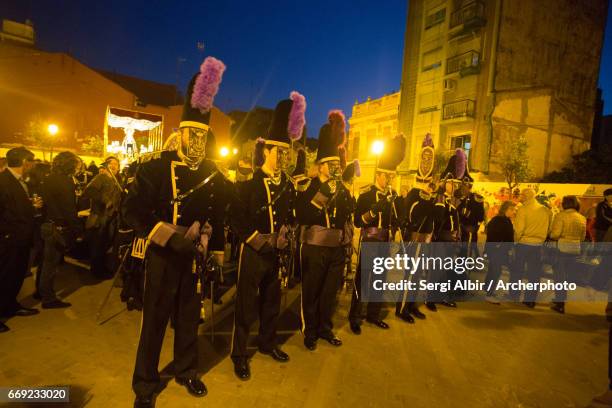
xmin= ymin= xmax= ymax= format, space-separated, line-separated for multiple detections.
xmin=3 ymin=0 xmax=612 ymax=136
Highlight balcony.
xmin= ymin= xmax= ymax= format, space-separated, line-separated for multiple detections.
xmin=442 ymin=99 xmax=475 ymax=121
xmin=449 ymin=1 xmax=486 ymax=37
xmin=446 ymin=50 xmax=481 ymax=77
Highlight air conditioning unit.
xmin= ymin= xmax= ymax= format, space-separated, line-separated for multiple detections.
xmin=443 ymin=79 xmax=456 ymax=92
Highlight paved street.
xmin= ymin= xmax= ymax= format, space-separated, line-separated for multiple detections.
xmin=0 ymin=261 xmax=609 ymax=408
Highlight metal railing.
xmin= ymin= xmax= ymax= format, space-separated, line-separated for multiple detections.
xmin=446 ymin=50 xmax=480 ymax=75
xmin=442 ymin=99 xmax=475 ymax=120
xmin=450 ymin=0 xmax=486 ymax=29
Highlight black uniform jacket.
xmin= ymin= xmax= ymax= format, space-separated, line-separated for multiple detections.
xmin=230 ymin=168 xmax=295 ymax=246
xmin=295 ymin=177 xmax=353 ymax=229
xmin=122 ymin=150 xmax=229 ymax=253
xmin=354 ymin=184 xmax=399 ymax=229
xmin=458 ymin=192 xmax=485 ymax=228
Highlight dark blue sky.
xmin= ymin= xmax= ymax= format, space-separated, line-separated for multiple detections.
xmin=3 ymin=0 xmax=612 ymax=136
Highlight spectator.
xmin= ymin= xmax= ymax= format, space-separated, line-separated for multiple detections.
xmin=81 ymin=156 xmax=122 ymax=279
xmin=0 ymin=157 xmax=7 ymax=172
xmin=0 ymin=147 xmax=40 ymax=333
xmin=26 ymin=162 xmax=52 ymax=293
xmin=594 ymin=188 xmax=612 ymax=242
xmin=510 ymin=188 xmax=552 ymax=307
xmin=548 ymin=196 xmax=586 ymax=314
xmin=87 ymin=160 xmax=99 ymax=178
xmin=38 ymin=151 xmax=83 ymax=309
xmin=484 ymin=201 xmax=517 ymax=304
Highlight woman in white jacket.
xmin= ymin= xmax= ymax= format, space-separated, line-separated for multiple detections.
xmin=549 ymin=195 xmax=586 ymax=314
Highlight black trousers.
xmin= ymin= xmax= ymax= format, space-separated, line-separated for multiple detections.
xmin=0 ymin=242 xmax=30 ymax=316
xmin=88 ymin=220 xmax=116 ymax=278
xmin=231 ymin=244 xmax=281 ymax=358
xmin=349 ymin=238 xmax=385 ymax=324
xmin=132 ymin=246 xmax=199 ymax=398
xmin=300 ymin=244 xmax=344 ymax=340
xmin=509 ymin=244 xmax=543 ymax=302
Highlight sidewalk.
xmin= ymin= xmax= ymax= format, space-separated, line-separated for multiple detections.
xmin=0 ymin=262 xmax=609 ymax=407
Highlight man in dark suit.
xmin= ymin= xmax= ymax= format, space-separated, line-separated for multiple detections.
xmin=0 ymin=147 xmax=40 ymax=333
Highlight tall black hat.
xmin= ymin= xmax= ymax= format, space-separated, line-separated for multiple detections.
xmin=441 ymin=148 xmax=473 ymax=182
xmin=292 ymin=148 xmax=307 ymax=177
xmin=265 ymin=91 xmax=306 ymax=149
xmin=180 ymin=56 xmax=226 ymax=131
xmin=377 ymin=134 xmax=406 ymax=173
xmin=316 ymin=110 xmax=346 ymax=163
xmin=342 ymin=159 xmax=361 ymax=182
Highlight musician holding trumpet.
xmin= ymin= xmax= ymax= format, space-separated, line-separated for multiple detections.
xmin=296 ymin=110 xmax=353 ymax=351
xmin=349 ymin=133 xmax=406 ymax=335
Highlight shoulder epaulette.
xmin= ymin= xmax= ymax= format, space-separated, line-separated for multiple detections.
xmin=359 ymin=184 xmax=373 ymax=193
xmin=138 ymin=151 xmax=163 ymax=164
xmin=294 ymin=176 xmax=312 ymax=192
xmin=419 ymin=190 xmax=431 ymax=200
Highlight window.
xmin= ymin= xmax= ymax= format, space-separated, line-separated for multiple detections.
xmin=418 ymin=91 xmax=440 ymax=113
xmin=382 ymin=126 xmax=391 ymax=138
xmin=425 ymin=8 xmax=446 ymax=29
xmin=352 ymin=132 xmax=360 ymax=159
xmin=422 ymin=48 xmax=442 ymax=72
xmin=450 ymin=134 xmax=471 ymax=157
xmin=366 ymin=129 xmax=377 ymax=152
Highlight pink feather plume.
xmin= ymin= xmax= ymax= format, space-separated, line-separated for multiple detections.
xmin=455 ymin=148 xmax=467 ymax=179
xmin=191 ymin=56 xmax=226 ymax=114
xmin=288 ymin=91 xmax=306 ymax=141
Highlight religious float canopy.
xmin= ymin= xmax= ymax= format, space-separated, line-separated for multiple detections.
xmin=103 ymin=106 xmax=164 ymax=164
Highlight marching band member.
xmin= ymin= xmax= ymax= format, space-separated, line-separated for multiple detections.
xmin=229 ymin=91 xmax=306 ymax=380
xmin=296 ymin=110 xmax=352 ymax=351
xmin=124 ymin=57 xmax=229 ymax=407
xmin=349 ymin=134 xmax=406 ymax=334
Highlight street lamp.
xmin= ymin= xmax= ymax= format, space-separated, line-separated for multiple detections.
xmin=48 ymin=124 xmax=59 ymax=136
xmin=220 ymin=146 xmax=229 ymax=157
xmin=371 ymin=140 xmax=384 ymax=182
xmin=47 ymin=124 xmax=59 ymax=160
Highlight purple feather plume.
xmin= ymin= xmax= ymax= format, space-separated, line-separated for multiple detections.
xmin=422 ymin=132 xmax=433 ymax=148
xmin=191 ymin=56 xmax=226 ymax=114
xmin=354 ymin=159 xmax=361 ymax=177
xmin=328 ymin=109 xmax=346 ymax=148
xmin=288 ymin=91 xmax=306 ymax=141
xmin=455 ymin=148 xmax=467 ymax=179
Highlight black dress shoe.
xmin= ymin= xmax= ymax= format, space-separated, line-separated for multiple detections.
xmin=366 ymin=319 xmax=390 ymax=329
xmin=425 ymin=302 xmax=437 ymax=312
xmin=176 ymin=378 xmax=207 ymax=397
xmin=396 ymin=311 xmax=415 ymax=324
xmin=134 ymin=395 xmax=154 ymax=408
xmin=14 ymin=306 xmax=39 ymax=317
xmin=0 ymin=322 xmax=9 ymax=333
xmin=259 ymin=347 xmax=289 ymax=362
xmin=410 ymin=308 xmax=426 ymax=320
xmin=523 ymin=301 xmax=536 ymax=309
xmin=440 ymin=301 xmax=457 ymax=308
xmin=42 ymin=300 xmax=71 ymax=309
xmin=304 ymin=337 xmax=317 ymax=351
xmin=349 ymin=322 xmax=361 ymax=335
xmin=233 ymin=357 xmax=250 ymax=381
xmin=550 ymin=302 xmax=565 ymax=314
xmin=320 ymin=334 xmax=342 ymax=347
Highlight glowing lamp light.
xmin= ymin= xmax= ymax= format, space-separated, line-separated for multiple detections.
xmin=233 ymin=148 xmax=238 ymax=155
xmin=48 ymin=124 xmax=59 ymax=136
xmin=220 ymin=147 xmax=229 ymax=157
xmin=371 ymin=140 xmax=384 ymax=155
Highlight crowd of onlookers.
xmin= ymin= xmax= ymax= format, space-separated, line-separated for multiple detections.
xmin=482 ymin=187 xmax=612 ymax=313
xmin=1 ymin=146 xmax=612 ymax=334
xmin=0 ymin=147 xmax=126 ymax=333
